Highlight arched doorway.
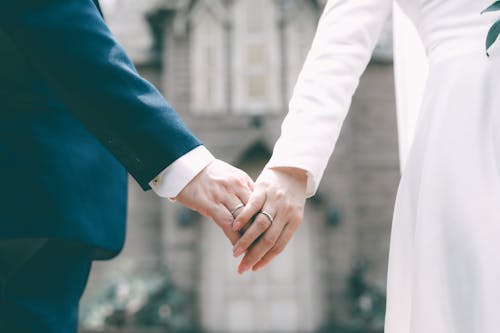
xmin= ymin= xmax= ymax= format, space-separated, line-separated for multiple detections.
xmin=199 ymin=143 xmax=323 ymax=332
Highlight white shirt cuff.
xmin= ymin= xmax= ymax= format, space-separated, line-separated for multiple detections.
xmin=149 ymin=146 xmax=215 ymax=199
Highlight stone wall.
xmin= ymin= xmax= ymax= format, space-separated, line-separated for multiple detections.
xmin=81 ymin=1 xmax=400 ymax=331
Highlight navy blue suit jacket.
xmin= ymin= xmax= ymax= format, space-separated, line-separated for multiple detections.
xmin=0 ymin=0 xmax=201 ymax=259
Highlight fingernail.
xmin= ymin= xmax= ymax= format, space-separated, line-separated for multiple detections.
xmin=238 ymin=264 xmax=249 ymax=274
xmin=233 ymin=247 xmax=244 ymax=257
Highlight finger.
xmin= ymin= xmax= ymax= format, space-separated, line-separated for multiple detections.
xmin=233 ymin=205 xmax=274 ymax=257
xmin=231 ymin=172 xmax=254 ymax=205
xmin=223 ymin=227 xmax=241 ymax=246
xmin=221 ymin=194 xmax=245 ymax=220
xmin=239 ymin=219 xmax=252 ymax=235
xmin=237 ymin=213 xmax=286 ymax=274
xmin=211 ymin=204 xmax=241 ymax=245
xmin=252 ymin=221 xmax=298 ymax=271
xmin=246 ymin=177 xmax=255 ymax=192
xmin=233 ymin=187 xmax=266 ymax=232
xmin=234 ymin=182 xmax=252 ymax=206
xmin=231 ymin=206 xmax=252 ymax=234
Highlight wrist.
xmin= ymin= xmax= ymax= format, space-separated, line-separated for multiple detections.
xmin=262 ymin=167 xmax=308 ymax=190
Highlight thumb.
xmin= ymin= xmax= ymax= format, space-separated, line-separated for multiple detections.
xmin=233 ymin=187 xmax=266 ymax=231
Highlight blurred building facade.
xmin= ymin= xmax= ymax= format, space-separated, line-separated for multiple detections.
xmin=83 ymin=1 xmax=400 ymax=332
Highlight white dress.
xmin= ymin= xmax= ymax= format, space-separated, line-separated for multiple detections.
xmin=265 ymin=0 xmax=500 ymax=332
xmin=393 ymin=2 xmax=428 ymax=169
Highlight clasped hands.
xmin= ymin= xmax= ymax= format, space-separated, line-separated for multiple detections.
xmin=176 ymin=159 xmax=308 ymax=274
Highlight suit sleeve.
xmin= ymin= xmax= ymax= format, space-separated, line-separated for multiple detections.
xmin=0 ymin=0 xmax=201 ymax=190
xmin=265 ymin=0 xmax=393 ymax=197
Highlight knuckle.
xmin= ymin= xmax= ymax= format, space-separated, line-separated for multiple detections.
xmin=256 ymin=218 xmax=270 ymax=229
xmin=245 ymin=202 xmax=256 ymax=211
xmin=236 ymin=212 xmax=252 ymax=224
xmin=247 ymin=199 xmax=260 ymax=210
xmin=259 ymin=180 xmax=271 ymax=188
xmin=220 ymin=178 xmax=232 ymax=189
xmin=229 ymin=174 xmax=241 ymax=183
xmin=234 ymin=216 xmax=246 ymax=226
xmin=236 ymin=214 xmax=249 ymax=225
xmin=233 ymin=177 xmax=245 ymax=187
xmin=215 ymin=212 xmax=233 ymax=226
xmin=261 ymin=236 xmax=275 ymax=248
xmin=242 ymin=175 xmax=252 ymax=186
xmin=210 ymin=190 xmax=223 ymax=203
xmin=282 ymin=202 xmax=293 ymax=215
xmin=238 ymin=239 xmax=250 ymax=250
xmin=286 ymin=202 xmax=302 ymax=216
xmin=274 ymin=243 xmax=286 ymax=254
xmin=274 ymin=189 xmax=286 ymax=200
xmin=285 ymin=201 xmax=298 ymax=215
xmin=221 ymin=218 xmax=233 ymax=229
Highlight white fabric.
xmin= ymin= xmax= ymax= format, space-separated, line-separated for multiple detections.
xmin=267 ymin=0 xmax=500 ymax=331
xmin=266 ymin=0 xmax=393 ymax=197
xmin=393 ymin=2 xmax=428 ymax=171
xmin=149 ymin=146 xmax=214 ymax=198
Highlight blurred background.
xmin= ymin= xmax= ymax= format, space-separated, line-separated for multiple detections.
xmin=79 ymin=0 xmax=400 ymax=332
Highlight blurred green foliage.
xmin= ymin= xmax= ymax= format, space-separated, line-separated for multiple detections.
xmin=80 ymin=267 xmax=199 ymax=333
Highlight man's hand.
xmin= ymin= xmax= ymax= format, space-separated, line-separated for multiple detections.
xmin=175 ymin=159 xmax=254 ymax=245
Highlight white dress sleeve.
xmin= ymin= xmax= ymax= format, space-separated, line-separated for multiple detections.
xmin=265 ymin=0 xmax=393 ymax=197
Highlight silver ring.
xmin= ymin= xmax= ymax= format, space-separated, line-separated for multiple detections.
xmin=258 ymin=211 xmax=274 ymax=224
xmin=230 ymin=203 xmax=245 ymax=218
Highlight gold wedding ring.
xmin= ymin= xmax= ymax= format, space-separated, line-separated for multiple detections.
xmin=258 ymin=211 xmax=274 ymax=224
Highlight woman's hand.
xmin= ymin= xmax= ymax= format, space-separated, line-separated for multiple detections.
xmin=232 ymin=167 xmax=308 ymax=274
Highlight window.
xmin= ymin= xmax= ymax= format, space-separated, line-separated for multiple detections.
xmin=232 ymin=0 xmax=281 ymax=114
xmin=190 ymin=7 xmax=227 ymax=113
xmin=284 ymin=2 xmax=318 ymax=101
